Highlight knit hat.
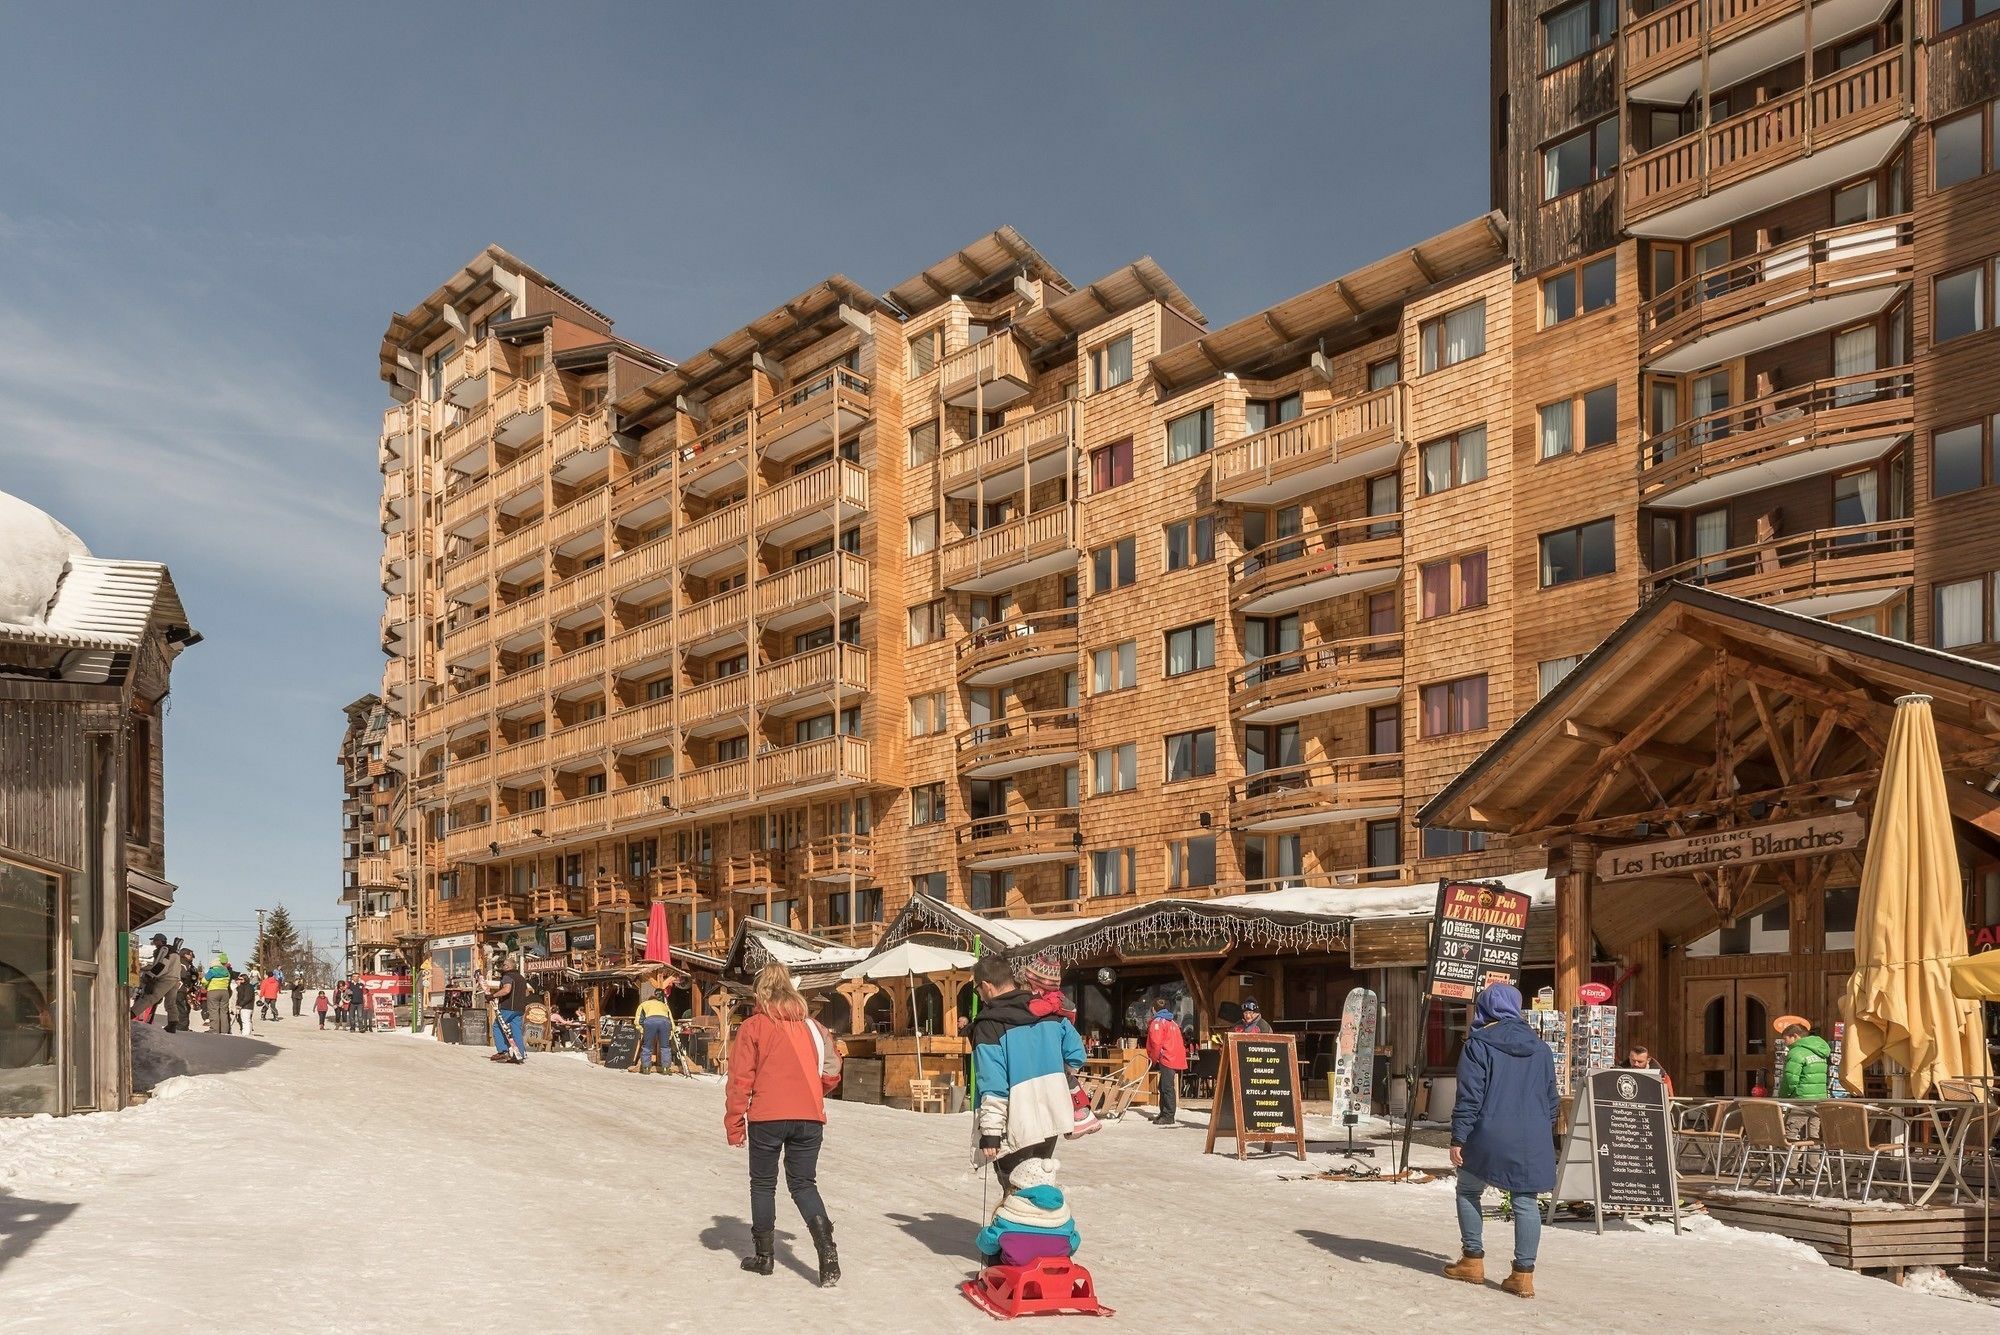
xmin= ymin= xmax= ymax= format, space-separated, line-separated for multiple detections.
xmin=1018 ymin=955 xmax=1061 ymax=992
xmin=1241 ymin=998 xmax=1261 ymax=1013
xmin=1008 ymin=1155 xmax=1061 ymax=1191
xmin=1474 ymin=983 xmax=1522 ymax=1026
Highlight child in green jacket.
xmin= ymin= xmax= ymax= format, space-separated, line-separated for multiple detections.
xmin=1776 ymin=1019 xmax=1833 ymax=1099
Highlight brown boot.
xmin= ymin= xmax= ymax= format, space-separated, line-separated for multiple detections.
xmin=1442 ymin=1254 xmax=1485 ymax=1285
xmin=1501 ymin=1268 xmax=1534 ymax=1299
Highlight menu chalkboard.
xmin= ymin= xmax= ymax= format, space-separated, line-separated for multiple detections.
xmin=1204 ymin=1034 xmax=1306 ymax=1161
xmin=1550 ymin=1068 xmax=1680 ymax=1233
xmin=1426 ymin=881 xmax=1531 ymax=1002
xmin=602 ymin=1020 xmax=640 ymax=1071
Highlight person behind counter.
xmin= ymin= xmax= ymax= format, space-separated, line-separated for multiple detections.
xmin=1230 ymin=998 xmax=1273 ymax=1034
xmin=1625 ymin=1045 xmax=1673 ymax=1097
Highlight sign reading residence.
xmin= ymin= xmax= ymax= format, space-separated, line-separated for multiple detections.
xmin=1595 ymin=813 xmax=1864 ymax=883
xmin=1426 ymin=881 xmax=1532 ymax=1002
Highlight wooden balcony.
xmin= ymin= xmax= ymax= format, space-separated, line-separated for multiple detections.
xmin=939 ymin=331 xmax=1034 ymax=409
xmin=756 ymin=735 xmax=870 ymax=795
xmin=956 ymin=609 xmax=1079 ymax=688
xmin=755 ymin=367 xmax=873 ymax=462
xmin=956 ymin=708 xmax=1080 ymax=780
xmin=488 ymin=517 xmax=547 ymax=575
xmin=800 ymin=833 xmax=872 ymax=882
xmin=722 ymin=851 xmax=787 ymax=896
xmin=589 ymin=874 xmax=645 ymax=913
xmin=531 ymin=883 xmax=587 ymax=919
xmin=545 ymin=643 xmax=606 ymax=696
xmin=753 ymin=457 xmax=868 ymax=545
xmin=678 ymin=671 xmax=752 ymax=734
xmin=1228 ymin=515 xmax=1404 ymax=616
xmin=494 ymin=662 xmax=545 ymax=712
xmin=1644 ymin=518 xmax=1915 ymax=614
xmin=609 ymin=615 xmax=673 ymax=667
xmin=609 ymin=533 xmax=675 ymax=597
xmin=440 ymin=611 xmax=491 ymax=664
xmin=679 ymin=757 xmax=751 ymax=812
xmin=547 ymin=490 xmax=609 ymax=553
xmin=650 ymin=863 xmax=713 ymax=904
xmin=488 ymin=445 xmax=547 ymax=506
xmin=609 ymin=776 xmax=678 ymax=827
xmin=355 ymin=857 xmax=399 ymax=889
xmin=548 ymin=716 xmax=608 ymax=769
xmin=1624 ymin=0 xmax=1895 ymax=101
xmin=380 ymin=401 xmax=425 ymax=462
xmin=677 ymin=500 xmax=749 ymax=572
xmin=352 ymin=913 xmax=407 ymax=949
xmin=958 ymin=809 xmax=1079 ymax=870
xmin=490 ymin=734 xmax=548 ymax=781
xmin=1227 ymin=755 xmax=1404 ymax=832
xmin=816 ymin=920 xmax=885 ymax=948
xmin=544 ymin=565 xmax=607 ymax=624
xmin=487 ymin=589 xmax=546 ymax=641
xmin=759 ymin=551 xmax=868 ymax=630
xmin=538 ymin=791 xmax=610 ymax=838
xmin=437 ymin=682 xmax=493 ymax=732
xmin=551 ymin=408 xmax=611 ymax=472
xmin=612 ymin=451 xmax=679 ymax=519
xmin=940 ymin=402 xmax=1074 ymax=497
xmin=614 ymin=696 xmax=675 ymax=747
xmin=681 ymin=412 xmax=753 ymax=497
xmin=1639 ymin=217 xmax=1913 ymax=371
xmin=1623 ymin=49 xmax=1910 ymax=238
xmin=1230 ymin=634 xmax=1404 ymax=724
xmin=442 ymin=750 xmax=494 ymax=793
xmin=438 ymin=401 xmax=491 ymax=468
xmin=1213 ymin=385 xmax=1404 ymax=505
xmin=941 ymin=507 xmax=1077 ymax=593
xmin=491 ymin=373 xmax=548 ymax=449
xmin=1636 ymin=368 xmax=1913 ymax=508
xmin=441 ymin=474 xmax=490 ymax=532
xmin=475 ymin=891 xmax=528 ymax=927
xmin=760 ymin=642 xmax=869 ymax=715
xmin=444 ymin=341 xmax=495 ymax=406
xmin=677 ymin=586 xmax=748 ymax=651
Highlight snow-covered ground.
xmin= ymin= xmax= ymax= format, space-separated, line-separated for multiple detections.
xmin=0 ymin=1019 xmax=1990 ymax=1333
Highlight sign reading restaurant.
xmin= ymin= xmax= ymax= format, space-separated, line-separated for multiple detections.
xmin=1595 ymin=813 xmax=1865 ymax=883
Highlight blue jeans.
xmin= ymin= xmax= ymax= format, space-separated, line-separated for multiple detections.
xmin=747 ymin=1119 xmax=826 ymax=1232
xmin=641 ymin=1016 xmax=674 ymax=1065
xmin=1455 ymin=1169 xmax=1541 ymax=1271
xmin=492 ymin=1008 xmax=525 ymax=1057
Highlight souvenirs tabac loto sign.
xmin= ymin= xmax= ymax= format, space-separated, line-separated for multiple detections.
xmin=1594 ymin=813 xmax=1865 ymax=883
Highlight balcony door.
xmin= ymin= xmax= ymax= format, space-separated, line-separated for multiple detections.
xmin=1693 ymin=508 xmax=1730 ymax=580
xmin=1691 ymin=369 xmax=1731 ymax=445
xmin=1832 ymin=468 xmax=1879 ymax=548
xmin=1692 ymin=233 xmax=1731 ymax=303
xmin=1832 ymin=324 xmax=1877 ymax=408
xmin=1244 ymin=724 xmax=1301 ymax=785
xmin=1243 ymin=614 xmax=1301 ymax=675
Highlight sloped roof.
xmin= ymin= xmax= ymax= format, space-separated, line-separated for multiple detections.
xmin=886 ymin=226 xmax=1073 ymax=318
xmin=0 ymin=556 xmax=196 ymax=687
xmin=1013 ymin=257 xmax=1206 ymax=355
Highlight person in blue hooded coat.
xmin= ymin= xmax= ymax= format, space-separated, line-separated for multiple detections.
xmin=1444 ymin=983 xmax=1558 ymax=1299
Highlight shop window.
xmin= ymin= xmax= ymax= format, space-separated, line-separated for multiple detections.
xmin=0 ymin=859 xmax=60 ymax=1113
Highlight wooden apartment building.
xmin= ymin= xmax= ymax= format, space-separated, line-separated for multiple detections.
xmin=356 ymin=3 xmax=2000 ymax=1068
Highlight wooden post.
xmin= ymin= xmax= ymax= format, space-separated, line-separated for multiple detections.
xmin=1556 ymin=841 xmax=1594 ymax=1015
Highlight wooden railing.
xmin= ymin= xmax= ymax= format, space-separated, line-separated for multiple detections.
xmin=552 ymin=409 xmax=610 ymax=463
xmin=801 ymin=833 xmax=873 ymax=880
xmin=679 ymin=672 xmax=753 ymax=728
xmin=494 ymin=661 xmax=545 ymax=711
xmin=722 ymin=850 xmax=787 ymax=894
xmin=1212 ymin=385 xmax=1404 ymax=499
xmin=677 ymin=586 xmax=747 ymax=645
xmin=444 ymin=341 xmax=494 ymax=393
xmin=442 ymin=750 xmax=493 ymax=792
xmin=957 ymin=808 xmax=1079 ymax=863
xmin=650 ymin=863 xmax=713 ymax=903
xmin=488 ymin=516 xmax=546 ymax=572
xmin=761 ymin=642 xmax=868 ymax=705
xmin=539 ymin=791 xmax=610 ymax=837
xmin=940 ymin=402 xmax=1073 ymax=491
xmin=755 ymin=367 xmax=873 ymax=448
xmin=440 ymin=609 xmax=492 ymax=662
xmin=532 ymin=884 xmax=587 ymax=919
xmin=488 ymin=445 xmax=547 ymax=503
xmin=475 ymin=891 xmax=527 ymax=926
xmin=761 ymin=550 xmax=869 ymax=617
xmin=609 ymin=533 xmax=675 ymax=594
xmin=1636 ymin=368 xmax=1914 ymax=500
xmin=1644 ymin=519 xmax=1915 ymax=604
xmin=547 ymin=490 xmax=608 ymax=550
xmin=754 ymin=457 xmax=868 ymax=532
xmin=608 ymin=615 xmax=673 ymax=663
xmin=939 ymin=330 xmax=1032 ymax=404
xmin=436 ymin=682 xmax=492 ymax=732
xmin=1626 ymin=0 xmax=1855 ymax=88
xmin=489 ymin=733 xmax=549 ymax=778
xmin=486 ymin=589 xmax=545 ymax=640
xmin=940 ymin=507 xmax=1073 ymax=586
xmin=956 ymin=609 xmax=1079 ymax=683
xmin=680 ymin=757 xmax=752 ymax=811
xmin=614 ymin=695 xmax=674 ymax=744
xmin=1624 ymin=49 xmax=1908 ymax=222
xmin=493 ymin=372 xmax=547 ymax=429
xmin=1227 ymin=514 xmax=1404 ymax=606
xmin=1640 ymin=217 xmax=1913 ymax=359
xmin=677 ymin=500 xmax=749 ymax=565
xmin=610 ymin=776 xmax=678 ymax=825
xmin=955 ymin=708 xmax=1080 ymax=775
xmin=682 ymin=411 xmax=752 ymax=486
xmin=589 ymin=875 xmax=644 ymax=913
xmin=543 ymin=565 xmax=607 ymax=622
xmin=1229 ymin=634 xmax=1405 ymax=717
xmin=355 ymin=857 xmax=397 ymax=888
xmin=437 ymin=401 xmax=490 ymax=461
xmin=756 ymin=735 xmax=869 ymax=791
xmin=1227 ymin=755 xmax=1405 ymax=825
xmin=548 ymin=715 xmax=608 ymax=766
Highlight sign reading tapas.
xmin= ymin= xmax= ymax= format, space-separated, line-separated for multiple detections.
xmin=1426 ymin=880 xmax=1531 ymax=1002
xmin=1595 ymin=814 xmax=1864 ymax=883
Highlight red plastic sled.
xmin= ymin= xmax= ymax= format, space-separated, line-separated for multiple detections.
xmin=960 ymin=1257 xmax=1114 ymax=1319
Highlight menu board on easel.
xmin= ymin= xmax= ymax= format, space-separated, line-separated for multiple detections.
xmin=1204 ymin=1033 xmax=1306 ymax=1161
xmin=1549 ymin=1069 xmax=1680 ymax=1233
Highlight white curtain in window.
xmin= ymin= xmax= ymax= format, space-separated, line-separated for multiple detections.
xmin=1544 ymin=2 xmax=1589 ymax=67
xmin=1537 ymin=655 xmax=1583 ymax=699
xmin=1695 ymin=508 xmax=1730 ymax=578
xmin=1456 ymin=426 xmax=1487 ymax=483
xmin=1938 ymin=579 xmax=1982 ymax=648
xmin=1443 ymin=302 xmax=1485 ymax=364
xmin=1539 ymin=402 xmax=1573 ymax=459
xmin=1833 ymin=326 xmax=1877 ymax=406
xmin=1422 ymin=441 xmax=1452 ymax=494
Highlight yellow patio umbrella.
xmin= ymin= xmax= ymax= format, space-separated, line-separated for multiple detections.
xmin=1839 ymin=694 xmax=1993 ymax=1094
xmin=1951 ymin=950 xmax=2000 ymax=1002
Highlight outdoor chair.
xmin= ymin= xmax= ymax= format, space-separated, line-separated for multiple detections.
xmin=907 ymin=1078 xmax=947 ymax=1114
xmin=1733 ymin=1099 xmax=1818 ymax=1194
xmin=1810 ymin=1101 xmax=1914 ymax=1203
xmin=1672 ymin=1098 xmax=1742 ymax=1177
xmin=1936 ymin=1080 xmax=2000 ymax=1204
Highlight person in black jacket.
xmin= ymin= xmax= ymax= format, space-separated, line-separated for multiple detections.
xmin=1444 ymin=983 xmax=1559 ymax=1299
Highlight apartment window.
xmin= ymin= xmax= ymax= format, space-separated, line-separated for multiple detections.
xmin=1244 ymin=393 xmax=1302 ymax=434
xmin=1163 ymin=728 xmax=1216 ymax=783
xmin=1091 ymin=437 xmax=1134 ymax=491
xmin=428 ymin=345 xmax=451 ymax=401
xmin=1242 ymin=833 xmax=1302 ymax=885
xmin=795 ymin=714 xmax=836 ymax=744
xmin=910 ymin=782 xmax=947 ymax=825
xmin=1164 ymin=621 xmax=1216 ymax=676
xmin=1167 ymin=835 xmax=1217 ymax=890
xmin=1934 ymin=416 xmax=2000 ymax=497
xmin=911 ymin=871 xmax=946 ymax=899
xmin=1419 ymin=301 xmax=1486 ymax=373
xmin=1090 ymin=847 xmax=1136 ymax=897
xmin=909 ymin=692 xmax=948 ymax=737
xmin=1544 ymin=118 xmax=1618 ymax=200
xmin=641 ymin=754 xmax=674 ymax=781
xmin=1366 ymin=819 xmax=1401 ymax=875
xmin=583 ymin=773 xmax=608 ymax=796
xmin=1166 ymin=407 xmax=1214 ymax=463
xmin=1419 ymin=425 xmax=1488 ymax=495
xmin=1539 ymin=383 xmax=1617 ymax=458
xmin=1367 ymin=358 xmax=1399 ymax=391
xmin=908 ymin=420 xmax=938 ymax=466
xmin=579 ymin=626 xmax=606 ymax=647
xmin=1163 ymin=515 xmax=1216 ymax=571
xmin=1419 ymin=551 xmax=1487 ymax=618
xmin=1543 ymin=0 xmax=1616 ymax=69
xmin=714 ymin=735 xmax=749 ymax=763
xmin=1935 ymin=104 xmax=1996 ymax=190
xmin=1541 ymin=254 xmax=1617 ymax=327
xmin=908 ymin=328 xmax=940 ymax=376
xmin=1538 ymin=654 xmax=1585 ymax=699
xmin=908 ymin=511 xmax=937 ymax=556
xmin=1934 ymin=575 xmax=1998 ymax=649
xmin=1092 ymin=743 xmax=1138 ymax=795
xmin=907 ymin=599 xmax=946 ymax=646
xmin=521 ymin=787 xmax=547 ymax=811
xmin=969 ymin=871 xmax=1014 ymax=912
xmin=1092 ymin=640 xmax=1137 ymax=693
xmin=1420 ymin=675 xmax=1489 ymax=738
xmin=1090 ymin=334 xmax=1134 ymax=392
xmin=1091 ymin=536 xmax=1136 ymax=592
xmin=1060 ymin=863 xmax=1081 ymax=901
xmin=1935 ymin=261 xmax=1991 ymax=344
xmin=1939 ymin=0 xmax=2000 ymax=32
xmin=1540 ymin=518 xmax=1616 ymax=587
xmin=1423 ymin=827 xmax=1489 ymax=857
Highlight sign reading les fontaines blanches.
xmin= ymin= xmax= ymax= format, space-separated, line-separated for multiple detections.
xmin=1595 ymin=813 xmax=1864 ymax=883
xmin=1426 ymin=881 xmax=1532 ymax=1002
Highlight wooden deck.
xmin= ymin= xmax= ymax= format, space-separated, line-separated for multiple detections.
xmin=1690 ymin=1188 xmax=1996 ymax=1271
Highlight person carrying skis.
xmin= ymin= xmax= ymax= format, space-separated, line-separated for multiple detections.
xmin=968 ymin=954 xmax=1085 ymax=1189
xmin=485 ymin=957 xmax=528 ymax=1062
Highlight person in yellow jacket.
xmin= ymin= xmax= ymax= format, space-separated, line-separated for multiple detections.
xmin=635 ymin=989 xmax=677 ymax=1074
xmin=202 ymin=953 xmax=234 ymax=1034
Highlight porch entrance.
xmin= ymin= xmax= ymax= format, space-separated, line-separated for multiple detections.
xmin=1682 ymin=976 xmax=1787 ymax=1097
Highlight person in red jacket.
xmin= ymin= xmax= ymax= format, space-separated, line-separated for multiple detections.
xmin=1145 ymin=1001 xmax=1189 ymax=1127
xmin=725 ymin=963 xmax=844 ymax=1287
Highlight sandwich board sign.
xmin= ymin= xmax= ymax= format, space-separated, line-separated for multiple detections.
xmin=1549 ymin=1068 xmax=1680 ymax=1233
xmin=1205 ymin=1033 xmax=1307 ymax=1161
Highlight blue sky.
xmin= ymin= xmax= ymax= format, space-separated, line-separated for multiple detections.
xmin=0 ymin=3 xmax=1489 ymax=966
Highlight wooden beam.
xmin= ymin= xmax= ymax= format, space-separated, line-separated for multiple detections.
xmin=1332 ymin=280 xmax=1360 ymax=317
xmin=1563 ymin=718 xmax=1711 ymax=768
xmin=1263 ymin=311 xmax=1298 ymax=344
xmin=1745 ymin=682 xmax=1794 ymax=785
xmin=1539 ymin=769 xmax=1881 ymax=840
xmin=1946 ymin=782 xmax=2000 ymax=838
xmin=1407 ymin=246 xmax=1438 ymax=284
xmin=1521 ymin=668 xmax=1718 ymax=832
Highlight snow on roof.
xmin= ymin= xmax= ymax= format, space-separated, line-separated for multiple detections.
xmin=754 ymin=934 xmax=869 ymax=968
xmin=0 ymin=490 xmax=90 ymax=627
xmin=1207 ymin=869 xmax=1556 ymax=922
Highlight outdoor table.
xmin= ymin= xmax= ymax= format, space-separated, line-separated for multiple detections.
xmin=1753 ymin=1097 xmax=1981 ymax=1205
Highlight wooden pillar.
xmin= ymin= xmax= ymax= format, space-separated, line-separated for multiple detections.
xmin=835 ymin=979 xmax=877 ymax=1036
xmin=1628 ymin=929 xmax=1666 ymax=1056
xmin=1556 ymin=841 xmax=1595 ymax=1015
xmin=940 ymin=970 xmax=968 ymax=1039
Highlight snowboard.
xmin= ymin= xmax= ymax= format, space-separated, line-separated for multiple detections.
xmin=1332 ymin=987 xmax=1379 ymax=1124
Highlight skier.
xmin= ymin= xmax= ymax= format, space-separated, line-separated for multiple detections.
xmin=723 ymin=963 xmax=842 ymax=1286
xmin=1444 ymin=983 xmax=1558 ymax=1300
xmin=1144 ymin=999 xmax=1188 ymax=1127
xmin=129 ymin=934 xmax=182 ymax=1029
xmin=968 ymin=954 xmax=1084 ymax=1189
xmin=485 ymin=957 xmax=528 ymax=1062
xmin=232 ymin=971 xmax=257 ymax=1037
xmin=203 ymin=953 xmax=233 ymax=1034
xmin=1230 ymin=997 xmax=1273 ymax=1034
xmin=314 ymin=990 xmax=330 ymax=1030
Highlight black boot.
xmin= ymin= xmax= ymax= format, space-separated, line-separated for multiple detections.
xmin=806 ymin=1215 xmax=839 ymax=1288
xmin=740 ymin=1228 xmax=774 ymax=1275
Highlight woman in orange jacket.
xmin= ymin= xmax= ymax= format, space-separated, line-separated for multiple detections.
xmin=724 ymin=963 xmax=844 ymax=1286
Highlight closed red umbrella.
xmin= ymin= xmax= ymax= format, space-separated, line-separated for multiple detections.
xmin=644 ymin=899 xmax=671 ymax=967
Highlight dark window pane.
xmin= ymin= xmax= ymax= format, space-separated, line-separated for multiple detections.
xmin=1934 ymin=423 xmax=1985 ymax=497
xmin=1581 ymin=256 xmax=1617 ymax=312
xmin=1580 ymin=518 xmax=1616 ymax=577
xmin=1582 ymin=384 xmax=1617 ymax=448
